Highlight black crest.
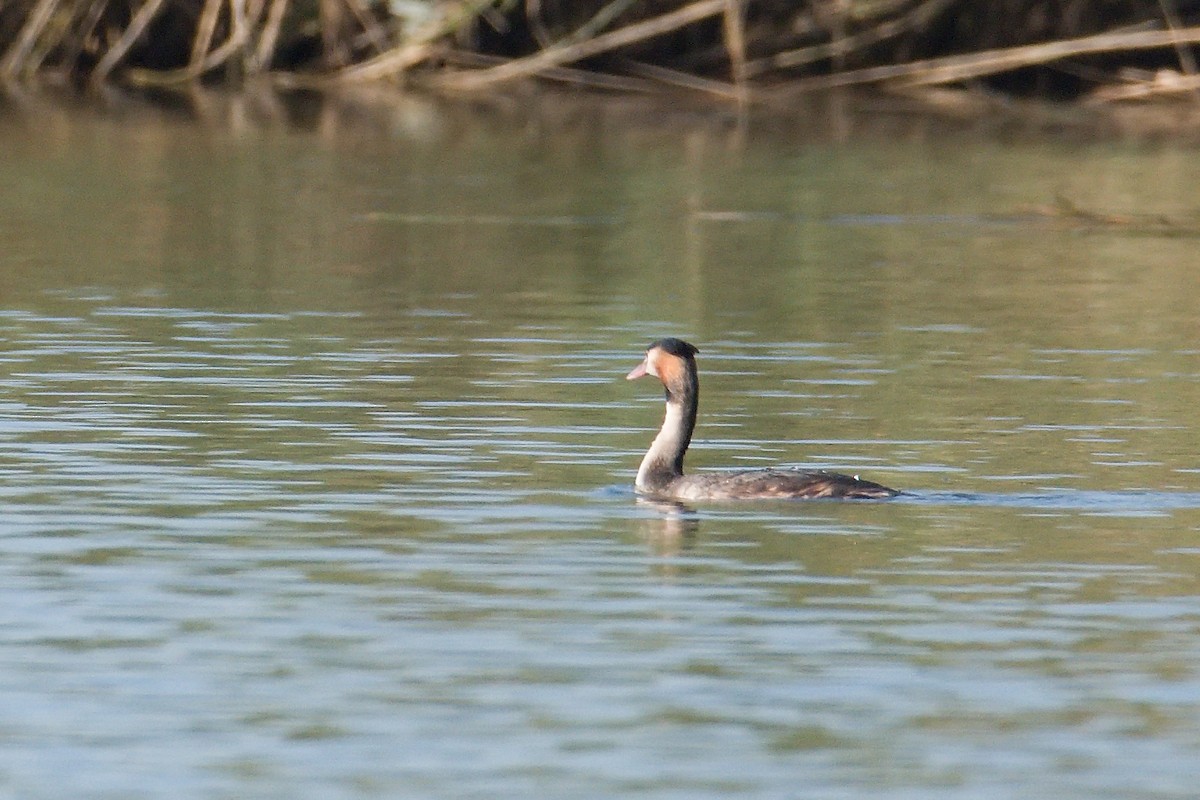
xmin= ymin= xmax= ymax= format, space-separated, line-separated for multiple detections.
xmin=650 ymin=338 xmax=698 ymax=358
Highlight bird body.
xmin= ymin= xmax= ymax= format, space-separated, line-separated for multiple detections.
xmin=626 ymin=338 xmax=897 ymax=501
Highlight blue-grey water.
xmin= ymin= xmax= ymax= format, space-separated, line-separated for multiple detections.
xmin=2 ymin=93 xmax=1200 ymax=799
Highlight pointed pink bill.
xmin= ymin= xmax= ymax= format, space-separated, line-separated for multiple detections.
xmin=626 ymin=359 xmax=649 ymax=380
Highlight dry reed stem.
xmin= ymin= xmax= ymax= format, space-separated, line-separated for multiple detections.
xmin=342 ymin=0 xmax=391 ymax=56
xmin=126 ymin=0 xmax=251 ymax=83
xmin=254 ymin=0 xmax=289 ymax=71
xmin=776 ymin=24 xmax=1200 ymax=93
xmin=1159 ymin=0 xmax=1198 ymax=71
xmin=320 ymin=0 xmax=345 ymax=67
xmin=61 ymin=0 xmax=110 ymax=76
xmin=746 ymin=0 xmax=957 ymax=77
xmin=722 ymin=0 xmax=746 ymax=99
xmin=570 ymin=0 xmax=638 ymax=43
xmin=335 ymin=0 xmax=500 ymax=82
xmin=1086 ymin=68 xmax=1200 ymax=101
xmin=526 ymin=0 xmax=552 ymax=48
xmin=242 ymin=0 xmax=265 ymax=34
xmin=0 ymin=0 xmax=60 ymax=81
xmin=622 ymin=58 xmax=745 ymax=99
xmin=90 ymin=0 xmax=168 ymax=85
xmin=335 ymin=43 xmax=437 ymax=81
xmin=189 ymin=0 xmax=225 ymax=75
xmin=1156 ymin=0 xmax=1200 ymax=99
xmin=200 ymin=8 xmax=252 ymax=73
xmin=439 ymin=0 xmax=726 ymax=91
xmin=446 ymin=48 xmax=657 ymax=91
xmin=11 ymin=0 xmax=1200 ymax=97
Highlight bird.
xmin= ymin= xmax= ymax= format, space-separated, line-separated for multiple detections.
xmin=625 ymin=338 xmax=898 ymax=501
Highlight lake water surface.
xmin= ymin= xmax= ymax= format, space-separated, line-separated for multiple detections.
xmin=2 ymin=92 xmax=1200 ymax=798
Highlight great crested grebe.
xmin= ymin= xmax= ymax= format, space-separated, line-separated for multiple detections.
xmin=626 ymin=338 xmax=898 ymax=501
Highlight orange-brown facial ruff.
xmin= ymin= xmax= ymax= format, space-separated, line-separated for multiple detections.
xmin=626 ymin=338 xmax=698 ymax=387
xmin=650 ymin=349 xmax=687 ymax=390
xmin=627 ymin=345 xmax=684 ymax=388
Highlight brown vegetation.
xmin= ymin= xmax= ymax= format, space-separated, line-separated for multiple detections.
xmin=3 ymin=0 xmax=1200 ymax=101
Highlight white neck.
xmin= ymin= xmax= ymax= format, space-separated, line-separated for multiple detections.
xmin=636 ymin=398 xmax=692 ymax=492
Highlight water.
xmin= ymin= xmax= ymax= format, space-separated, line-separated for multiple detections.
xmin=2 ymin=93 xmax=1200 ymax=798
